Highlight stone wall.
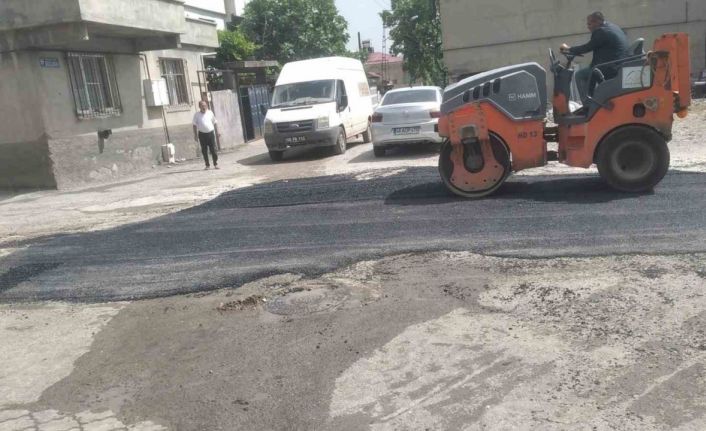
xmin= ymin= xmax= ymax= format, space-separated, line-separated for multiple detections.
xmin=0 ymin=0 xmax=186 ymax=34
xmin=0 ymin=137 xmax=56 ymax=190
xmin=0 ymin=1 xmax=234 ymax=191
xmin=47 ymin=124 xmax=198 ymax=190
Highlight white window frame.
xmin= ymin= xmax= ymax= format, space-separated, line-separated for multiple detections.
xmin=159 ymin=58 xmax=191 ymax=107
xmin=67 ymin=52 xmax=122 ymax=119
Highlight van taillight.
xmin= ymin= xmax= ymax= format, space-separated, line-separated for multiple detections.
xmin=430 ymin=110 xmax=442 ymax=118
xmin=372 ymin=113 xmax=383 ymax=123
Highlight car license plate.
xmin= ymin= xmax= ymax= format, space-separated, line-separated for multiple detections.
xmin=284 ymin=136 xmax=307 ymax=144
xmin=393 ymin=127 xmax=421 ymax=136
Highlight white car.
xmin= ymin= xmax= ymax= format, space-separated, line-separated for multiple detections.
xmin=371 ymin=86 xmax=444 ymax=157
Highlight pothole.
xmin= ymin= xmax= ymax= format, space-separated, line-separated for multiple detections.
xmin=265 ymin=284 xmax=351 ymax=315
xmin=214 ymin=261 xmax=383 ymax=317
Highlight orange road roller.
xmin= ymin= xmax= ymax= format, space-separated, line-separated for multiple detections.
xmin=437 ymin=33 xmax=691 ymax=198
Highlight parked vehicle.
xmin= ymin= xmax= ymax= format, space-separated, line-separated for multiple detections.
xmin=371 ymin=86 xmax=444 ymax=157
xmin=264 ymin=57 xmax=374 ymax=161
xmin=693 ymin=69 xmax=706 ymax=98
xmin=437 ymin=33 xmax=691 ymax=198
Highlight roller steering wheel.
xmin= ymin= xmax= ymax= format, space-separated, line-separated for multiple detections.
xmin=550 ymin=48 xmax=584 ymax=72
xmin=549 ymin=49 xmax=559 ymax=72
xmin=561 ymin=50 xmax=583 ymax=68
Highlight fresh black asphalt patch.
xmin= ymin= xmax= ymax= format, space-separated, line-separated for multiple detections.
xmin=1 ymin=168 xmax=705 ymax=302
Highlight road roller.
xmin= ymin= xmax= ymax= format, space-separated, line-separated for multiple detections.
xmin=437 ymin=33 xmax=691 ymax=198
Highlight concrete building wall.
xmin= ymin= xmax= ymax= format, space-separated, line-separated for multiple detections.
xmin=225 ymin=0 xmax=248 ymax=17
xmin=181 ymin=19 xmax=221 ymax=46
xmin=0 ymin=52 xmax=55 ymax=189
xmin=141 ymin=46 xmax=217 ymax=157
xmin=367 ymin=61 xmax=411 ymax=88
xmin=78 ymin=0 xmax=187 ymax=34
xmin=33 ymin=52 xmax=144 ymax=138
xmin=0 ymin=0 xmax=225 ymax=190
xmin=0 ymin=0 xmax=82 ymax=31
xmin=0 ymin=49 xmax=193 ymax=189
xmin=0 ymin=53 xmax=46 ymax=144
xmin=387 ymin=62 xmax=411 ymax=88
xmin=440 ymin=0 xmax=706 ymax=79
xmin=184 ymin=0 xmax=228 ymax=30
xmin=0 ymin=0 xmax=187 ymax=34
xmin=38 ymin=45 xmax=219 ymax=189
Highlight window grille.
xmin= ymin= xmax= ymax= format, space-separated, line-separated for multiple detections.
xmin=160 ymin=58 xmax=190 ymax=106
xmin=67 ymin=52 xmax=122 ymax=119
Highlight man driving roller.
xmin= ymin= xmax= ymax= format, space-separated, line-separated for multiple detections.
xmin=560 ymin=12 xmax=631 ymax=103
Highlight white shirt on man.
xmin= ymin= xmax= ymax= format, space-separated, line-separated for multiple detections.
xmin=193 ymin=110 xmax=217 ymax=133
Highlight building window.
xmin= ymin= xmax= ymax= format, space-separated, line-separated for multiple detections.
xmin=67 ymin=52 xmax=122 ymax=119
xmin=160 ymin=59 xmax=190 ymax=106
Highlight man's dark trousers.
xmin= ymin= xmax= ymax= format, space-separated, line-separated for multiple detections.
xmin=199 ymin=131 xmax=218 ymax=167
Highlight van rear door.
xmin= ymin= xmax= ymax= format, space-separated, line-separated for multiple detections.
xmin=336 ymin=80 xmax=353 ymax=136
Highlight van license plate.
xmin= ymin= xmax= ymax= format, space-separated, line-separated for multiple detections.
xmin=393 ymin=127 xmax=421 ymax=136
xmin=285 ymin=136 xmax=307 ymax=144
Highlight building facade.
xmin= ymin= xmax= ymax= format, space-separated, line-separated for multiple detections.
xmin=365 ymin=52 xmax=412 ymax=89
xmin=439 ymin=0 xmax=706 ymax=82
xmin=0 ymin=0 xmax=249 ymax=190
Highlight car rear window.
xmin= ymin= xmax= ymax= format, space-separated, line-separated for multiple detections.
xmin=381 ymin=89 xmax=438 ymax=106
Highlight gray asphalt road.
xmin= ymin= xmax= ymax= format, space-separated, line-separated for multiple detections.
xmin=1 ymin=168 xmax=705 ymax=302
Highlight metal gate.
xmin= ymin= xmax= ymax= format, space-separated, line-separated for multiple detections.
xmin=210 ymin=89 xmax=245 ymax=150
xmin=240 ymin=84 xmax=271 ymax=140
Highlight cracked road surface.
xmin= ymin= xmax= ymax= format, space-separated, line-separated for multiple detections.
xmin=2 ymin=106 xmax=706 ymax=429
xmin=1 ymin=168 xmax=705 ymax=302
xmin=2 ymin=252 xmax=704 ymax=430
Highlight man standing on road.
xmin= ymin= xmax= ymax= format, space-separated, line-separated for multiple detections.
xmin=193 ymin=101 xmax=221 ymax=170
xmin=560 ymin=12 xmax=630 ymax=103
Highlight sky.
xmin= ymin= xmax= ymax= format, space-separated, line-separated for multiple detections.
xmin=335 ymin=0 xmax=391 ymax=53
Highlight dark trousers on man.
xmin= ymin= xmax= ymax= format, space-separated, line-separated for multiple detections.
xmin=575 ymin=66 xmax=617 ymax=104
xmin=575 ymin=67 xmax=593 ymax=104
xmin=198 ymin=131 xmax=218 ymax=167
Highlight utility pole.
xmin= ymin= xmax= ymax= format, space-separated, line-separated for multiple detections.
xmin=432 ymin=0 xmax=447 ymax=87
xmin=358 ymin=32 xmax=362 ymax=52
xmin=382 ymin=23 xmax=388 ymax=87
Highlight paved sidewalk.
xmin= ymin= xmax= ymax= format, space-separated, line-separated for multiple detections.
xmin=0 ymin=142 xmax=270 ymax=247
xmin=0 ymin=134 xmax=432 ymax=248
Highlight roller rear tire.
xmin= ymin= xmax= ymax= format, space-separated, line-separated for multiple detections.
xmin=596 ymin=126 xmax=669 ymax=193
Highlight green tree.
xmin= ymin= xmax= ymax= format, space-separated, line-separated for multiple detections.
xmin=381 ymin=0 xmax=447 ymax=87
xmin=216 ymin=28 xmax=258 ymax=66
xmin=241 ymin=0 xmax=350 ymax=64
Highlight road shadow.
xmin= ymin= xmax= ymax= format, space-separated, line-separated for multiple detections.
xmin=1 ymin=167 xmax=703 ymax=302
xmin=0 ymin=176 xmax=158 ymax=203
xmin=348 ymin=144 xmax=440 ymax=164
xmin=384 ymin=171 xmax=654 ymax=206
xmin=237 ymin=140 xmax=368 ymax=166
xmin=162 ymin=169 xmax=212 ymax=175
xmin=0 ymin=189 xmax=41 ymax=203
xmin=237 ymin=148 xmax=331 ymax=166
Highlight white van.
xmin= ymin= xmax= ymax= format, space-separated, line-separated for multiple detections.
xmin=264 ymin=57 xmax=374 ymax=161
